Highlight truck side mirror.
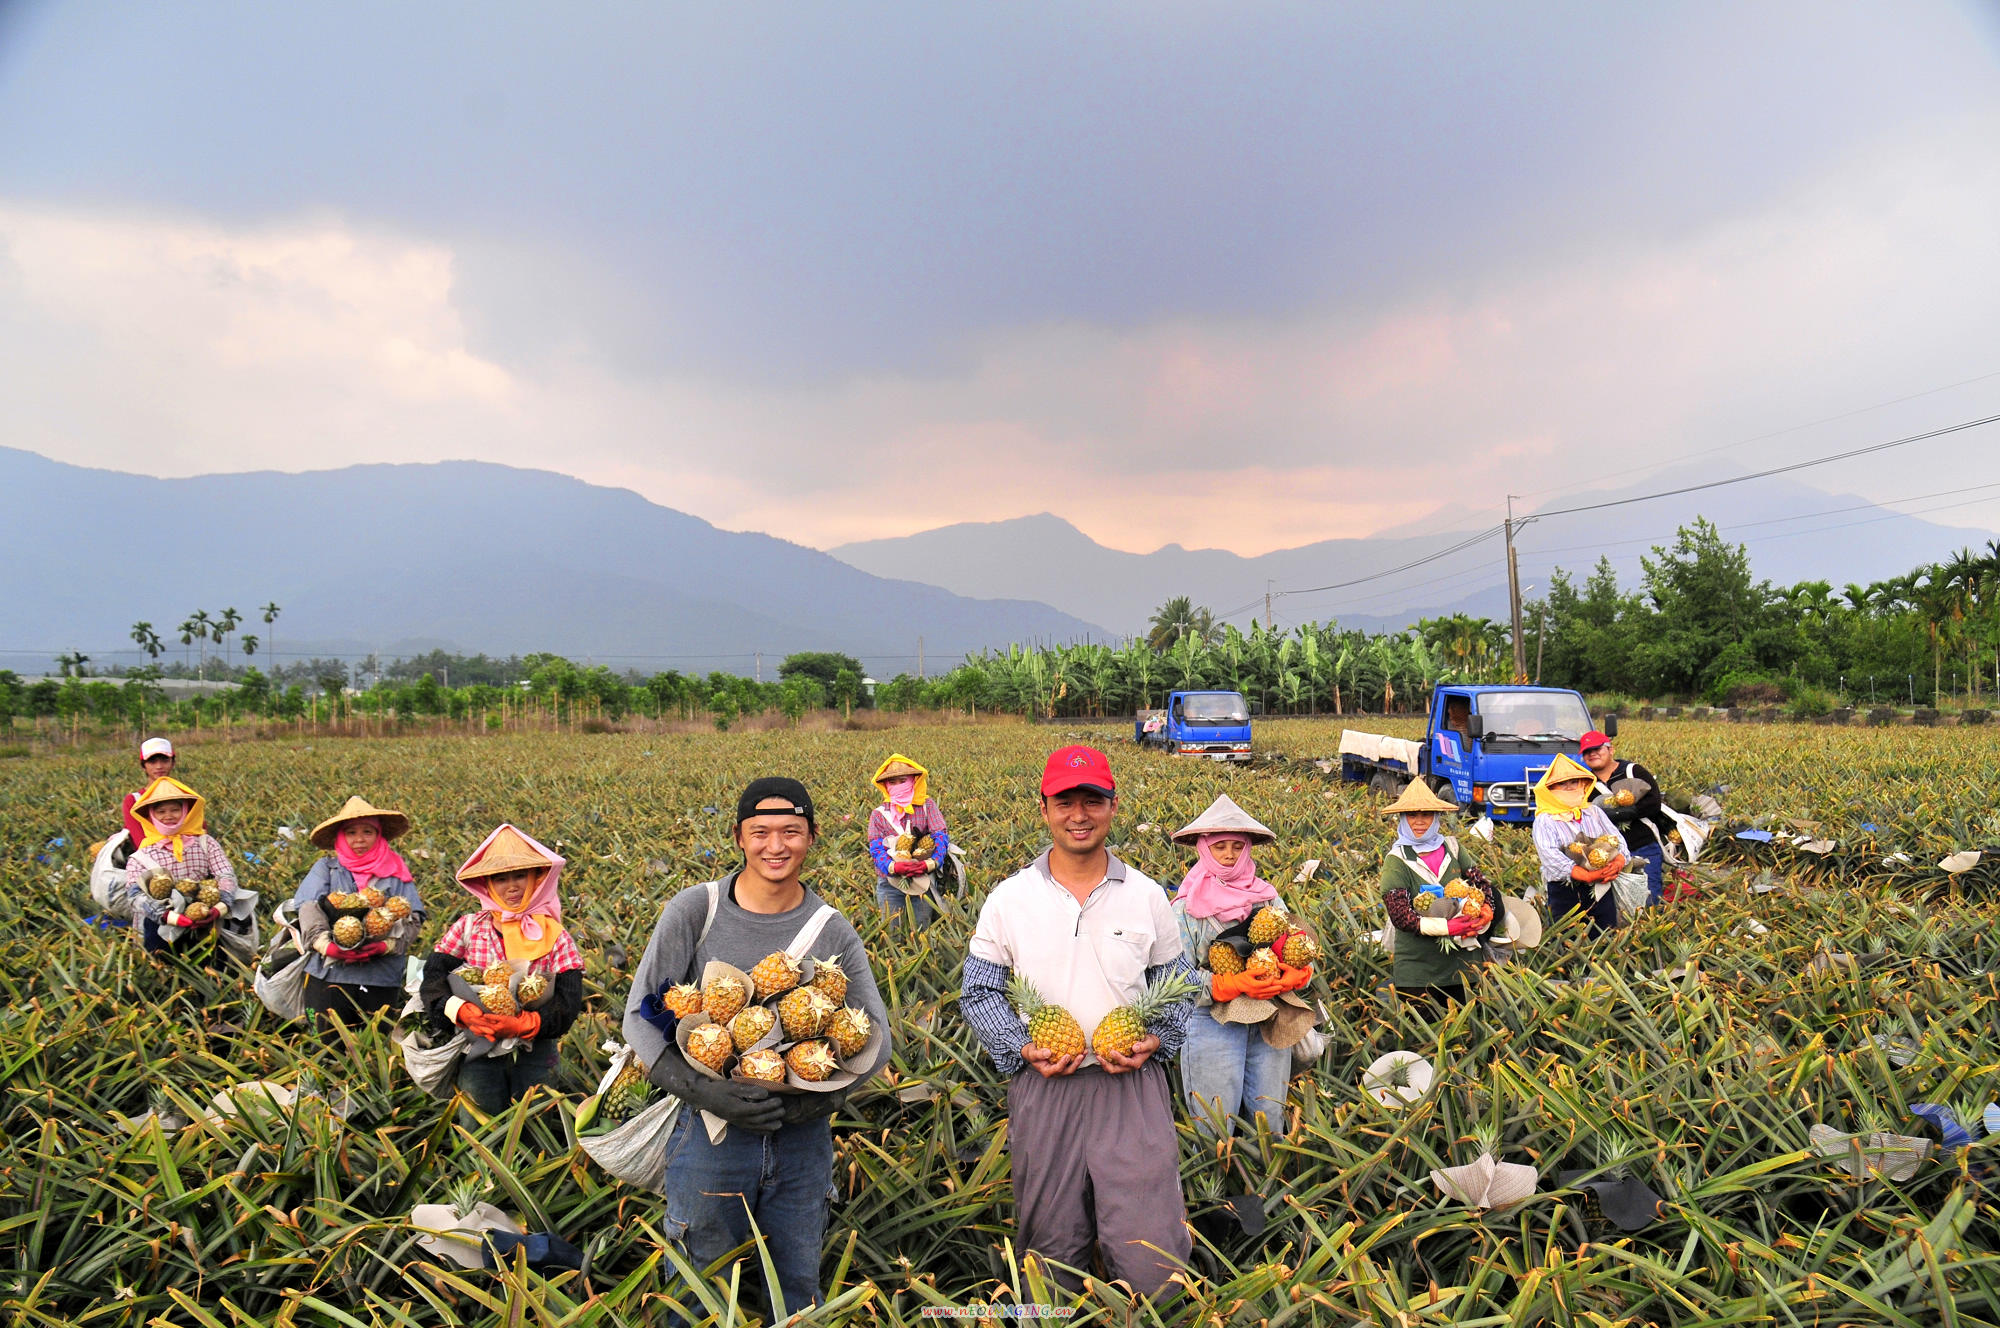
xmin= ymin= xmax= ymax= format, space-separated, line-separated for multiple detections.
xmin=1603 ymin=715 xmax=1619 ymax=738
xmin=1467 ymin=714 xmax=1484 ymax=740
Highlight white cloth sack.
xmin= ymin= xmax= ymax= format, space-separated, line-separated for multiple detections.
xmin=1658 ymin=805 xmax=1710 ymax=864
xmin=401 ymin=1031 xmax=469 ymax=1100
xmin=576 ymin=1043 xmax=684 ymax=1194
xmin=254 ymin=900 xmax=310 ymax=1020
xmin=1610 ymin=870 xmax=1650 ymax=924
xmin=217 ymin=889 xmax=263 ymax=963
xmin=89 ymin=832 xmax=134 ymax=918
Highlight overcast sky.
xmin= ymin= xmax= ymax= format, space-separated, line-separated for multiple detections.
xmin=3 ymin=1 xmax=1998 ymax=557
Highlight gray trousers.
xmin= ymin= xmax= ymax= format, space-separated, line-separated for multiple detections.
xmin=1007 ymin=1060 xmax=1191 ymax=1297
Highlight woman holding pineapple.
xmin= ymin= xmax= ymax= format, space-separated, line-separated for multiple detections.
xmin=123 ymin=776 xmax=237 ymax=955
xmin=1532 ymin=754 xmax=1628 ymax=936
xmin=290 ymin=797 xmax=425 ymax=1039
xmin=1170 ymin=795 xmax=1313 ymax=1138
xmin=1378 ymin=781 xmax=1501 ymax=1010
xmin=419 ymin=825 xmax=586 ymax=1114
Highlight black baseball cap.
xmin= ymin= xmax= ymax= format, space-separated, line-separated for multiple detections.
xmin=736 ymin=776 xmax=816 ymax=829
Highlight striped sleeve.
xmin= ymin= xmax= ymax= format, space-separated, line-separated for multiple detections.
xmin=1144 ymin=952 xmax=1198 ymax=1063
xmin=958 ymin=954 xmax=1025 ymax=1076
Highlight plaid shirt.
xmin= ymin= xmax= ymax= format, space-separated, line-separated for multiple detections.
xmin=434 ymin=910 xmax=584 ymax=975
xmin=125 ymin=835 xmax=237 ymax=920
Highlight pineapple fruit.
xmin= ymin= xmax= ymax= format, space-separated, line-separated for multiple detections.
xmin=686 ymin=1022 xmax=735 ymax=1074
xmin=749 ymin=950 xmax=802 ymax=997
xmin=1007 ymin=973 xmax=1085 ymax=1058
xmin=778 ymin=986 xmax=834 ymax=1040
xmin=1247 ymin=905 xmax=1290 ymax=947
xmin=145 ymin=872 xmax=174 ymax=901
xmin=384 ymin=896 xmax=412 ymax=921
xmin=1090 ymin=973 xmax=1199 ymax=1060
xmin=480 ymin=979 xmax=518 ymax=1018
xmin=516 ymin=972 xmax=550 ymax=1008
xmin=600 ymin=1056 xmax=649 ymax=1123
xmin=826 ymin=1006 xmax=870 ymax=1058
xmin=196 ymin=880 xmax=222 ymax=906
xmin=1277 ymin=930 xmax=1320 ymax=966
xmin=785 ymin=1039 xmax=839 ymax=1082
xmin=808 ymin=955 xmax=848 ymax=1004
xmin=332 ymin=916 xmax=364 ymax=948
xmin=662 ymin=983 xmax=704 ymax=1018
xmin=1614 ymin=788 xmax=1636 ymax=806
xmin=359 ymin=886 xmax=387 ymax=910
xmin=729 ymin=1004 xmax=776 ymax=1051
xmin=1246 ymin=947 xmax=1280 ymax=979
xmin=703 ymin=973 xmax=749 ymax=1022
xmin=739 ymin=1048 xmax=786 ymax=1082
xmin=363 ymin=909 xmax=393 ymax=939
xmin=184 ymin=901 xmax=214 ymax=924
xmin=482 ymin=961 xmax=514 ymax=987
xmin=453 ymin=964 xmax=484 ymax=985
xmin=1565 ymin=840 xmax=1589 ymax=861
xmin=1207 ymin=940 xmax=1245 ymax=975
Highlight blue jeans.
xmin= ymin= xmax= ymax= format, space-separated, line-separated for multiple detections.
xmin=1179 ymin=1012 xmax=1292 ymax=1137
xmin=874 ymin=879 xmax=935 ymax=931
xmin=1631 ymin=844 xmax=1665 ymax=905
xmin=660 ymin=1112 xmax=835 ymax=1317
xmin=456 ymin=1041 xmax=559 ymax=1115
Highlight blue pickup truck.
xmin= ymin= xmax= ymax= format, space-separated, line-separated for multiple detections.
xmin=1338 ymin=684 xmax=1614 ymax=823
xmin=1135 ymin=690 xmax=1254 ymax=762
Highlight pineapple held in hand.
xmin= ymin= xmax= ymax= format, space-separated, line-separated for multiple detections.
xmin=662 ymin=983 xmax=704 ymax=1018
xmin=739 ymin=1048 xmax=786 ymax=1082
xmin=808 ymin=955 xmax=847 ymax=1003
xmin=600 ymin=1056 xmax=650 ymax=1124
xmin=1008 ymin=973 xmax=1085 ymax=1059
xmin=703 ymin=973 xmax=749 ymax=1022
xmin=196 ymin=880 xmax=222 ymax=906
xmin=1246 ymin=947 xmax=1280 ymax=979
xmin=1277 ymin=930 xmax=1320 ymax=966
xmin=749 ymin=950 xmax=802 ymax=997
xmin=331 ymin=915 xmax=365 ymax=948
xmin=1207 ymin=940 xmax=1245 ymax=976
xmin=826 ymin=1006 xmax=870 ymax=1059
xmin=516 ymin=971 xmax=550 ymax=1008
xmin=1247 ymin=905 xmax=1290 ymax=947
xmin=785 ymin=1039 xmax=839 ymax=1082
xmin=729 ymin=1004 xmax=776 ymax=1051
xmin=778 ymin=985 xmax=834 ymax=1040
xmin=144 ymin=871 xmax=175 ymax=902
xmin=686 ymin=1022 xmax=734 ymax=1074
xmin=1585 ymin=834 xmax=1623 ymax=869
xmin=1090 ymin=972 xmax=1200 ymax=1060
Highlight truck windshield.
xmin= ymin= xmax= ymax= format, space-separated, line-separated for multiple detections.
xmin=1181 ymin=693 xmax=1250 ymax=724
xmin=1476 ymin=692 xmax=1592 ymax=741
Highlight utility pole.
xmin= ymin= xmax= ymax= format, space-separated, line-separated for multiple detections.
xmin=918 ymin=635 xmax=925 ymax=680
xmin=1534 ymin=605 xmax=1547 ymax=683
xmin=1265 ymin=580 xmax=1274 ymax=631
xmin=1505 ymin=495 xmax=1528 ymax=683
xmin=755 ymin=651 xmax=762 ymax=683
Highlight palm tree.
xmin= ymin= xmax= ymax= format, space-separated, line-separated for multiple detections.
xmin=130 ymin=622 xmax=163 ymax=662
xmin=1146 ymin=596 xmax=1219 ymax=651
xmin=187 ymin=609 xmax=213 ymax=678
xmin=261 ymin=602 xmax=282 ymax=680
xmin=241 ymin=634 xmax=260 ymax=661
xmin=218 ymin=606 xmax=242 ymax=672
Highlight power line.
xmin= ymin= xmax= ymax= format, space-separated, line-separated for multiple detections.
xmin=1273 ymin=523 xmax=1506 ymax=600
xmin=1522 ymin=412 xmax=2000 ymax=521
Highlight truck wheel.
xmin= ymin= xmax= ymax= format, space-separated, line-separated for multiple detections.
xmin=1370 ymin=771 xmax=1406 ymax=797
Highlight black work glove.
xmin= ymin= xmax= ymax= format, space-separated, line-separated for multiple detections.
xmin=648 ymin=1052 xmax=785 ymax=1133
xmin=781 ymin=1087 xmax=849 ymax=1126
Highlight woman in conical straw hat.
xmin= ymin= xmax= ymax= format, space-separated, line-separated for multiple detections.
xmin=1170 ymin=794 xmax=1312 ymax=1137
xmin=289 ymin=796 xmax=426 ymax=1042
xmin=866 ymin=753 xmax=953 ymax=932
xmin=1378 ymin=780 xmax=1500 ymax=1013
xmin=1532 ymin=754 xmax=1628 ymax=937
xmin=418 ymin=825 xmax=586 ymax=1114
xmin=123 ymin=776 xmax=237 ymax=955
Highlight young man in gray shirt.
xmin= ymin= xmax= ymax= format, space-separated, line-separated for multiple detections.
xmin=623 ymin=776 xmax=890 ymax=1317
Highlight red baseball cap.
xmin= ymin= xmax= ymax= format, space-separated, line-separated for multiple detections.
xmin=1040 ymin=745 xmax=1116 ymax=797
xmin=1579 ymin=730 xmax=1612 ymax=752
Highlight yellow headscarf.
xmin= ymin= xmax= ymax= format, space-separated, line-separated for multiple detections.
xmin=1532 ymin=754 xmax=1596 ymax=822
xmin=133 ymin=776 xmax=207 ymax=861
xmin=870 ymin=753 xmax=930 ymax=808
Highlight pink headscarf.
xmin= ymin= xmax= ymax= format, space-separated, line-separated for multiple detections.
xmin=456 ymin=824 xmax=566 ymax=942
xmin=1175 ymin=832 xmax=1279 ymax=923
xmin=335 ymin=818 xmax=411 ymax=890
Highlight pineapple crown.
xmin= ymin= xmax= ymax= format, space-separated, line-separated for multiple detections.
xmin=1126 ymin=971 xmax=1201 ymax=1021
xmin=1007 ymin=972 xmax=1051 ymax=1020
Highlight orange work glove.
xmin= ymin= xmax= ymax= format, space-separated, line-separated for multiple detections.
xmin=1212 ymin=970 xmax=1286 ymax=1002
xmin=491 ymin=1010 xmax=542 ymax=1041
xmin=456 ymin=1006 xmax=504 ymax=1040
xmin=1272 ymin=962 xmax=1314 ymax=993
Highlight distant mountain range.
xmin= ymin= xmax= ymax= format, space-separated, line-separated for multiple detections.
xmin=0 ymin=448 xmax=1108 ymax=678
xmin=831 ymin=466 xmax=1996 ymax=636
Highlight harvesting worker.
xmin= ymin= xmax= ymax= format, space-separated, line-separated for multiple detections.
xmin=1532 ymin=755 xmax=1628 ymax=937
xmin=1170 ymin=794 xmax=1315 ymax=1138
xmin=1376 ymin=781 xmax=1501 ymax=1011
xmin=959 ymin=746 xmax=1197 ymax=1298
xmin=123 ymin=776 xmax=237 ymax=955
xmin=120 ymin=737 xmax=179 ymax=847
xmin=420 ymin=825 xmax=587 ymax=1114
xmin=623 ymin=777 xmax=891 ymax=1318
xmin=866 ymin=752 xmax=952 ymax=932
xmin=1578 ymin=730 xmax=1667 ymax=905
xmin=290 ymin=796 xmax=426 ymax=1041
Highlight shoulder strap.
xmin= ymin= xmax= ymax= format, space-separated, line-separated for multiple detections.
xmin=786 ymin=903 xmax=839 ymax=959
xmin=696 ymin=879 xmax=721 ymax=946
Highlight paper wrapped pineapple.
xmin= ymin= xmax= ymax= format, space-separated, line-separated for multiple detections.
xmin=885 ymin=831 xmax=939 ymax=896
xmin=448 ymin=960 xmax=558 ymax=1059
xmin=669 ymin=953 xmax=881 ymax=1094
xmin=1414 ymin=880 xmax=1494 ymax=952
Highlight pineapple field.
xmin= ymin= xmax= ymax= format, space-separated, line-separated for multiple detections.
xmin=4 ymin=717 xmax=2000 ymax=1325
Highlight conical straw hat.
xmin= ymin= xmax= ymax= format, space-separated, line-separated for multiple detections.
xmin=310 ymin=795 xmax=412 ymax=850
xmin=1170 ymin=794 xmax=1276 ymax=845
xmin=457 ymin=826 xmax=554 ymax=882
xmin=1380 ymin=780 xmax=1460 ymax=817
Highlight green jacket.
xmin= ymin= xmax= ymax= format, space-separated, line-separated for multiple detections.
xmin=1379 ymin=843 xmax=1491 ymax=989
